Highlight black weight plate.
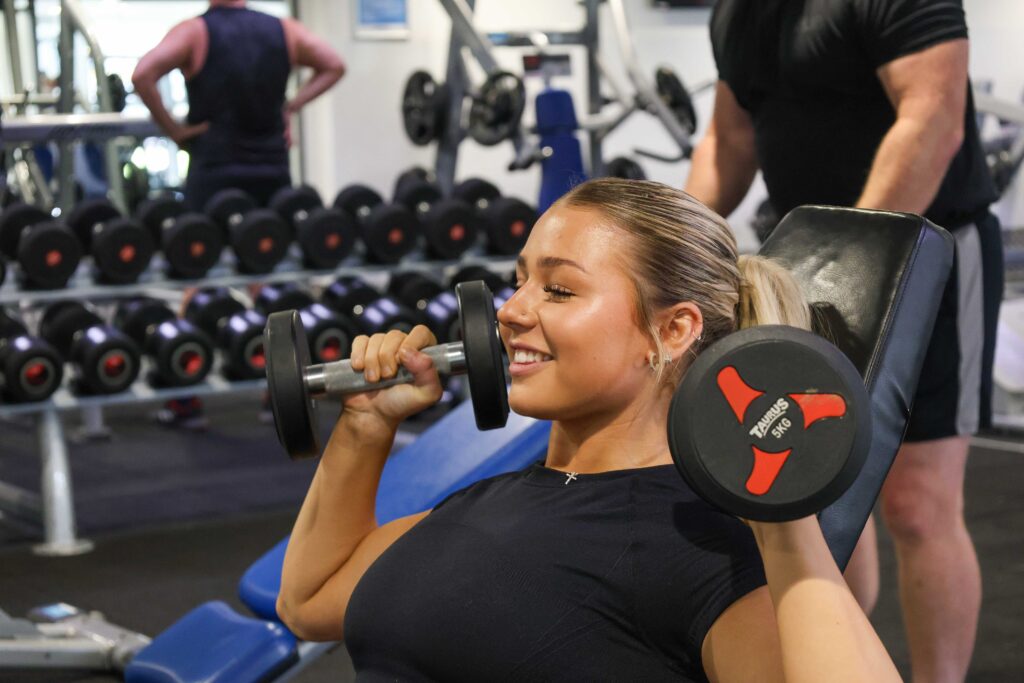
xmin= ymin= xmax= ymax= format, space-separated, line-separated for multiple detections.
xmin=255 ymin=283 xmax=315 ymax=316
xmin=296 ymin=207 xmax=358 ymax=269
xmin=156 ymin=333 xmax=213 ymax=387
xmin=108 ymin=73 xmax=127 ymax=113
xmin=453 ymin=178 xmax=501 ymax=211
xmin=265 ymin=310 xmax=319 ymax=459
xmin=230 ymin=209 xmax=291 ymax=274
xmin=393 ymin=167 xmax=433 ymax=200
xmin=269 ymin=185 xmax=322 ymax=228
xmin=0 ymin=203 xmax=50 ymax=258
xmin=39 ymin=301 xmax=99 ymax=357
xmin=322 ymin=276 xmax=379 ymax=319
xmin=390 ymin=271 xmax=444 ymax=309
xmin=135 ymin=196 xmax=185 ymax=244
xmin=668 ymin=325 xmax=871 ymax=522
xmin=483 ymin=196 xmax=536 ymax=255
xmin=0 ymin=337 xmax=63 ymax=402
xmin=66 ymin=198 xmax=120 ymax=250
xmin=422 ymin=198 xmax=479 ymax=260
xmin=394 ymin=178 xmax=443 ymax=213
xmin=18 ymin=223 xmax=83 ymax=289
xmin=605 ymin=156 xmax=647 ymax=180
xmin=333 ymin=184 xmax=384 ymax=219
xmin=74 ymin=330 xmax=140 ymax=395
xmin=301 ymin=304 xmax=355 ymax=364
xmin=455 ymin=280 xmax=509 ymax=430
xmin=355 ymin=297 xmax=420 ymax=336
xmin=163 ymin=213 xmax=224 ymax=279
xmin=92 ymin=217 xmax=156 ymax=284
xmin=114 ymin=297 xmax=176 ymax=345
xmin=221 ymin=310 xmax=267 ymax=380
xmin=468 ymin=71 xmax=526 ymax=147
xmin=655 ymin=66 xmax=697 ymax=136
xmin=184 ymin=288 xmax=246 ymax=339
xmin=401 ymin=72 xmax=446 ymax=146
xmin=204 ymin=189 xmax=256 ymax=231
xmin=361 ymin=203 xmax=418 ymax=264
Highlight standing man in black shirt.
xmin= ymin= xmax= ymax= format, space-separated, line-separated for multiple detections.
xmin=685 ymin=2 xmax=1003 ymax=680
xmin=132 ymin=0 xmax=345 ymax=209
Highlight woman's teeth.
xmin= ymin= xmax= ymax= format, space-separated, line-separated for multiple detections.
xmin=512 ymin=349 xmax=552 ymax=364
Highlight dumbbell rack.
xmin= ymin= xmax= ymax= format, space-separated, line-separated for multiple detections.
xmin=0 ymin=251 xmax=515 ymax=556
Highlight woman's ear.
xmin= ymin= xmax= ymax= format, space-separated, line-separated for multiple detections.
xmin=659 ymin=302 xmax=703 ymax=361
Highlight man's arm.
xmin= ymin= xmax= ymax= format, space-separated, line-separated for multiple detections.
xmin=856 ymin=39 xmax=968 ymax=213
xmin=131 ymin=19 xmax=208 ymax=146
xmin=281 ymin=18 xmax=345 ymax=145
xmin=684 ymin=80 xmax=760 ymax=217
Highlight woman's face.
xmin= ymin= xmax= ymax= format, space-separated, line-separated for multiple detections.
xmin=497 ymin=205 xmax=657 ymax=422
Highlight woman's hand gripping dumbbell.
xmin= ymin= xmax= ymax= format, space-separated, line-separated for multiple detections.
xmin=264 ymin=280 xmax=509 ymax=459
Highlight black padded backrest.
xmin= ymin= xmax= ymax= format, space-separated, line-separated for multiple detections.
xmin=759 ymin=205 xmax=954 ymax=567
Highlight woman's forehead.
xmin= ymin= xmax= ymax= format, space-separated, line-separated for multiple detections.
xmin=519 ymin=206 xmax=626 ymax=270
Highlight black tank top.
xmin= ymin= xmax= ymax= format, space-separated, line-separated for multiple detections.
xmin=185 ymin=6 xmax=290 ymax=168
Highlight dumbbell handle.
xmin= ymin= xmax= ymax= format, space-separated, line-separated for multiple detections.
xmin=304 ymin=341 xmax=465 ymax=398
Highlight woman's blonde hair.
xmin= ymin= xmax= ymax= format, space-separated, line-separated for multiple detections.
xmin=558 ymin=178 xmax=811 ymax=385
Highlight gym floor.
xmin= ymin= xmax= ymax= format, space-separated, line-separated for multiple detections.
xmin=1 ymin=396 xmax=1022 ymax=682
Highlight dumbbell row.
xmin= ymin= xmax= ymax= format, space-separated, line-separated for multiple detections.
xmin=0 ymin=176 xmax=536 ymax=291
xmin=0 ymin=264 xmax=515 ymax=403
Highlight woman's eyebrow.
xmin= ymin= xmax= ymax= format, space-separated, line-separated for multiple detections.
xmin=516 ymin=255 xmax=588 ymax=273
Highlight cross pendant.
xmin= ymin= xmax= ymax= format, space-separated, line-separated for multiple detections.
xmin=564 ymin=471 xmax=578 ymax=485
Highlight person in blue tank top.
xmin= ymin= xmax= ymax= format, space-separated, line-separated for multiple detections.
xmin=132 ymin=0 xmax=344 ymax=209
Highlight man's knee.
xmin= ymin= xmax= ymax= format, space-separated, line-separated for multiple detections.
xmin=880 ymin=453 xmax=965 ymax=543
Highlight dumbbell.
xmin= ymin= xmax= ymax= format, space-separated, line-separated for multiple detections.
xmin=332 ymin=184 xmax=418 ymax=264
xmin=321 ymin=275 xmax=420 ymax=336
xmin=66 ymin=198 xmax=156 ymax=284
xmin=0 ymin=203 xmax=83 ymax=289
xmin=387 ymin=271 xmax=462 ymax=343
xmin=268 ymin=185 xmax=359 ymax=269
xmin=452 ymin=178 xmax=538 ymax=255
xmin=254 ymin=283 xmax=356 ymax=364
xmin=39 ymin=301 xmax=141 ymax=395
xmin=204 ymin=189 xmax=292 ymax=274
xmin=184 ymin=288 xmax=267 ymax=380
xmin=392 ymin=177 xmax=481 ymax=260
xmin=264 ymin=279 xmax=509 ymax=459
xmin=393 ymin=166 xmax=434 ymax=200
xmin=114 ymin=298 xmax=215 ymax=387
xmin=0 ymin=308 xmax=63 ymax=402
xmin=135 ymin=196 xmax=225 ymax=279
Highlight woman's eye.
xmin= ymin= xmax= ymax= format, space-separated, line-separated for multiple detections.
xmin=543 ymin=285 xmax=574 ymax=301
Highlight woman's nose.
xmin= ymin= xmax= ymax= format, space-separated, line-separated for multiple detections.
xmin=497 ymin=287 xmax=533 ymax=329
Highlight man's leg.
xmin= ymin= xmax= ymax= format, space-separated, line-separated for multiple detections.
xmin=843 ymin=513 xmax=880 ymax=614
xmin=880 ymin=436 xmax=980 ymax=683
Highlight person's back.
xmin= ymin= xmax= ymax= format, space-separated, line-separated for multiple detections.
xmin=185 ymin=4 xmax=290 ymax=170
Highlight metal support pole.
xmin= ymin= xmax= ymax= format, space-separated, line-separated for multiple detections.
xmin=434 ymin=0 xmax=474 ymax=194
xmin=57 ymin=0 xmax=76 ymax=214
xmin=72 ymin=404 xmax=111 ymax=441
xmin=34 ymin=409 xmax=93 ymax=556
xmin=583 ymin=0 xmax=603 ymax=176
xmin=4 ymin=0 xmax=25 ymax=97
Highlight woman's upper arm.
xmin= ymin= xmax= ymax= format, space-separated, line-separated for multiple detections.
xmin=701 ymin=586 xmax=785 ymax=683
xmin=279 ymin=509 xmax=429 ymax=642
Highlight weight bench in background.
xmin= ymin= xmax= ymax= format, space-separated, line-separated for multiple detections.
xmin=27 ymin=205 xmax=952 ymax=683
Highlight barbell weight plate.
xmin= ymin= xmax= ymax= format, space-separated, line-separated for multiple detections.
xmin=107 ymin=73 xmax=127 ymax=113
xmin=455 ymin=280 xmax=510 ymax=430
xmin=655 ymin=66 xmax=698 ymax=136
xmin=468 ymin=71 xmax=526 ymax=147
xmin=401 ymin=71 xmax=447 ymax=146
xmin=668 ymin=325 xmax=871 ymax=522
xmin=605 ymin=157 xmax=647 ymax=181
xmin=92 ymin=217 xmax=156 ymax=284
xmin=266 ymin=309 xmax=320 ymax=460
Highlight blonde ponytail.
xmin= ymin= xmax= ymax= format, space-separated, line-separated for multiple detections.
xmin=735 ymin=255 xmax=811 ymax=331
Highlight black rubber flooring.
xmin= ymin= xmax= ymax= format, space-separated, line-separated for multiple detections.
xmin=1 ymin=399 xmax=1022 ymax=681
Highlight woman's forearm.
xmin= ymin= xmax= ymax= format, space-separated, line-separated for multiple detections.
xmin=752 ymin=518 xmax=901 ymax=683
xmin=279 ymin=411 xmax=396 ymax=609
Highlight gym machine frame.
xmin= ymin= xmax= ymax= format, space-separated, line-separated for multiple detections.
xmin=432 ymin=0 xmax=694 ymax=190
